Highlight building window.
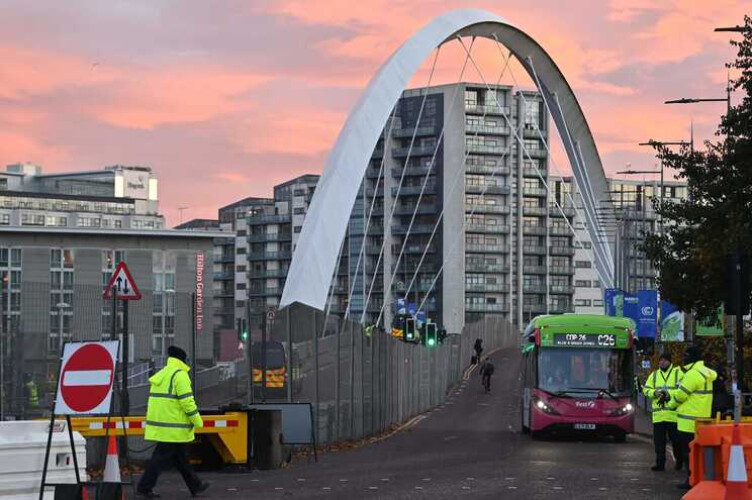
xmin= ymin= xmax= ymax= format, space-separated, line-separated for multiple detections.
xmin=593 ymin=300 xmax=604 ymax=307
xmin=152 ymin=251 xmax=176 ymax=357
xmin=50 ymin=248 xmax=73 ymax=353
xmin=575 ymin=299 xmax=592 ymax=307
xmin=575 ymin=280 xmax=591 ymax=288
xmin=237 ymin=247 xmax=246 ymax=255
xmin=575 ymin=260 xmax=591 ymax=268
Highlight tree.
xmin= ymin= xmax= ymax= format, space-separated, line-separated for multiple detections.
xmin=643 ymin=16 xmax=752 ymax=320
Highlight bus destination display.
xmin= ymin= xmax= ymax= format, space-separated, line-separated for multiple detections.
xmin=553 ymin=333 xmax=616 ymax=348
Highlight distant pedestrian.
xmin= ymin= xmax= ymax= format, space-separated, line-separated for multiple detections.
xmin=137 ymin=345 xmax=210 ymax=498
xmin=480 ymin=358 xmax=495 ymax=392
xmin=473 ymin=338 xmax=483 ymax=364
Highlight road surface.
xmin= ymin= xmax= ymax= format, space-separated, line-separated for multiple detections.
xmin=145 ymin=347 xmax=685 ymax=499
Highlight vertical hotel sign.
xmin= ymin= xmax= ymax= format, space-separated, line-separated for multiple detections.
xmin=195 ymin=253 xmax=205 ymax=334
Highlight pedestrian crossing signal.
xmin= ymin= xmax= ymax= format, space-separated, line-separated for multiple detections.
xmin=425 ymin=322 xmax=437 ymax=347
xmin=237 ymin=318 xmax=248 ymax=341
xmin=404 ymin=318 xmax=417 ymax=343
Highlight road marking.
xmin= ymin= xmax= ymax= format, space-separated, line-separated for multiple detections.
xmin=322 ymin=487 xmax=331 ymax=490
xmin=422 ymin=478 xmax=431 ymax=482
xmin=462 ymin=486 xmax=471 ymax=490
xmin=339 ymin=479 xmax=349 ymax=483
xmin=641 ymin=488 xmax=651 ymax=492
xmin=368 ymin=487 xmax=378 ymax=490
xmin=477 ymin=403 xmax=490 ymax=406
xmin=505 ymin=477 xmax=516 ymax=481
xmin=414 ymin=486 xmax=424 ymax=490
xmin=274 ymin=487 xmax=284 ymax=491
xmin=466 ymin=477 xmax=476 ymax=481
xmin=297 ymin=478 xmax=306 ymax=482
xmin=630 ymin=478 xmax=639 ymax=481
xmin=599 ymin=487 xmax=608 ymax=491
xmin=380 ymin=478 xmax=390 ymax=482
xmin=506 ymin=486 xmax=518 ymax=490
xmin=251 ymin=479 xmax=260 ymax=483
xmin=226 ymin=488 xmax=238 ymax=492
xmin=552 ymin=486 xmax=563 ymax=490
xmin=589 ymin=478 xmax=598 ymax=481
xmin=443 ymin=435 xmax=458 ymax=442
xmin=546 ymin=477 xmax=556 ymax=480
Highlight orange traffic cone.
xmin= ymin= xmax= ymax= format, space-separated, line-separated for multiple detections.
xmin=724 ymin=424 xmax=750 ymax=500
xmin=102 ymin=435 xmax=121 ymax=483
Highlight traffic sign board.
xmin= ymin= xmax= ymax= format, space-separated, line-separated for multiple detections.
xmin=267 ymin=308 xmax=276 ymax=324
xmin=103 ymin=261 xmax=142 ymax=300
xmin=55 ymin=341 xmax=119 ymax=415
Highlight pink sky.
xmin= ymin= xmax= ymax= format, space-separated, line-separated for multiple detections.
xmin=0 ymin=1 xmax=748 ymax=225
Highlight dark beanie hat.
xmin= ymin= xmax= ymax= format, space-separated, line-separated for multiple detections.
xmin=684 ymin=346 xmax=701 ymax=363
xmin=168 ymin=345 xmax=188 ymax=363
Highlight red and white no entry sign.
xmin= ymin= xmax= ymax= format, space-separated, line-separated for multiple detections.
xmin=55 ymin=341 xmax=120 ymax=415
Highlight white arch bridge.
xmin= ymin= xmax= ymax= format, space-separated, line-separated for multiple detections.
xmin=279 ymin=8 xmax=615 ymax=332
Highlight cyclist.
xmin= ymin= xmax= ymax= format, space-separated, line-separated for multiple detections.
xmin=480 ymin=358 xmax=495 ymax=392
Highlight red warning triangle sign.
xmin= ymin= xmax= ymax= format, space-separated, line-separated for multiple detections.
xmin=103 ymin=262 xmax=142 ymax=300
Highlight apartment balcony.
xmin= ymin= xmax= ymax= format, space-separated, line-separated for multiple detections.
xmin=523 ymin=225 xmax=547 ymax=236
xmin=523 ymin=265 xmax=547 ymax=275
xmin=466 ymin=204 xmax=510 ymax=215
xmin=465 ymin=184 xmax=510 ymax=195
xmin=549 ymin=305 xmax=573 ymax=314
xmin=523 ymin=187 xmax=548 ymax=197
xmin=392 ymin=146 xmax=436 ymax=158
xmin=212 ymin=271 xmax=234 ymax=281
xmin=525 ymin=148 xmax=548 ymax=159
xmin=392 ymin=224 xmax=435 ymax=235
xmin=248 ymin=251 xmax=292 ymax=261
xmin=394 ymin=204 xmax=438 ymax=216
xmin=466 ymin=262 xmax=506 ymax=273
xmin=523 ymin=284 xmax=546 ymax=294
xmin=371 ymin=148 xmax=384 ymax=159
xmin=465 ymin=303 xmax=509 ymax=313
xmin=401 ymin=245 xmax=437 ymax=255
xmin=248 ymin=286 xmax=283 ymax=297
xmin=465 ymin=144 xmax=511 ymax=156
xmin=465 ymin=223 xmax=510 ymax=234
xmin=392 ymin=185 xmax=437 ymax=196
xmin=523 ymin=245 xmax=547 ymax=255
xmin=550 ymin=226 xmax=572 ymax=236
xmin=249 ymin=269 xmax=288 ymax=279
xmin=550 ymin=246 xmax=575 ymax=256
xmin=466 ymin=283 xmax=507 ymax=293
xmin=523 ymin=167 xmax=547 ymax=178
xmin=366 ymin=186 xmax=384 ymax=197
xmin=550 ymin=285 xmax=575 ymax=294
xmin=465 ymin=104 xmax=511 ymax=116
xmin=549 ymin=266 xmax=574 ymax=275
xmin=392 ymin=126 xmax=437 ymax=138
xmin=550 ymin=206 xmax=575 ymax=217
xmin=523 ymin=304 xmax=548 ymax=314
xmin=466 ymin=244 xmax=507 ymax=254
xmin=466 ymin=164 xmax=511 ymax=176
xmin=247 ymin=214 xmax=292 ymax=225
xmin=391 ymin=166 xmax=435 ymax=178
xmin=523 ymin=127 xmax=547 ymax=139
xmin=247 ymin=232 xmax=292 ymax=243
xmin=216 ymin=254 xmax=235 ymax=264
xmin=465 ymin=124 xmax=511 ymax=136
xmin=523 ymin=206 xmax=547 ymax=216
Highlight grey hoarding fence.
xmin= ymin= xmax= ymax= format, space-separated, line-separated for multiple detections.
xmin=269 ymin=303 xmax=518 ymax=444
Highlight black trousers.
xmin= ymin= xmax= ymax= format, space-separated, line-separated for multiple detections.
xmin=138 ymin=442 xmax=202 ymax=494
xmin=675 ymin=430 xmax=694 ymax=480
xmin=652 ymin=421 xmax=678 ymax=467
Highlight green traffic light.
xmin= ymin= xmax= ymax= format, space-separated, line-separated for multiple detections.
xmin=427 ymin=338 xmax=435 ymax=347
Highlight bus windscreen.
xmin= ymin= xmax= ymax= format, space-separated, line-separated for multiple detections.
xmin=538 ymin=348 xmax=632 ymax=397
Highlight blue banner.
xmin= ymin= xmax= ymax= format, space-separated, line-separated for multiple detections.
xmin=623 ymin=293 xmax=640 ymax=330
xmin=636 ymin=290 xmax=658 ymax=339
xmin=660 ymin=301 xmax=685 ymax=342
xmin=604 ymin=289 xmax=624 ymax=316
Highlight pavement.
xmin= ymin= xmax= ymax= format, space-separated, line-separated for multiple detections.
xmin=139 ymin=347 xmax=686 ymax=499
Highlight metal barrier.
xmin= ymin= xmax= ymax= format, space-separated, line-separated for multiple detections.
xmin=67 ymin=411 xmax=249 ymax=467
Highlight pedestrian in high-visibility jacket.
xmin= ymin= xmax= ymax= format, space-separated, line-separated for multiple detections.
xmin=642 ymin=353 xmax=682 ymax=471
xmin=137 ymin=346 xmax=210 ymax=499
xmin=662 ymin=346 xmax=717 ymax=490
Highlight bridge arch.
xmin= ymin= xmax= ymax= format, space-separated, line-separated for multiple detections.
xmin=280 ymin=8 xmax=614 ymax=314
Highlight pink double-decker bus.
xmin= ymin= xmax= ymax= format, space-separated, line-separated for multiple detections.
xmin=521 ymin=314 xmax=636 ymax=442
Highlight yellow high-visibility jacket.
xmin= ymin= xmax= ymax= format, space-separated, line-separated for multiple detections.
xmin=643 ymin=365 xmax=682 ymax=423
xmin=667 ymin=361 xmax=717 ymax=433
xmin=144 ymin=357 xmax=203 ymax=443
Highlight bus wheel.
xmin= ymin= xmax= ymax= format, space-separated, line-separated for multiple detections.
xmin=613 ymin=432 xmax=627 ymax=443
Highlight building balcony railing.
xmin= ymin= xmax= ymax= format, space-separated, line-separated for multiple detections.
xmin=523 ymin=127 xmax=547 ymax=139
xmin=465 ymin=223 xmax=510 ymax=234
xmin=392 ymin=126 xmax=437 ymax=138
xmin=466 ymin=263 xmax=506 ymax=273
xmin=366 ymin=186 xmax=384 ymax=197
xmin=523 ymin=187 xmax=548 ymax=197
xmin=549 ymin=285 xmax=575 ymax=294
xmin=549 ymin=226 xmax=572 ymax=236
xmin=216 ymin=254 xmax=235 ymax=263
xmin=401 ymin=245 xmax=437 ymax=255
xmin=247 ymin=214 xmax=291 ymax=225
xmin=466 ymin=283 xmax=506 ymax=293
xmin=212 ymin=271 xmax=234 ymax=281
xmin=391 ymin=166 xmax=435 ymax=178
xmin=249 ymin=269 xmax=288 ymax=279
xmin=465 ymin=124 xmax=511 ymax=136
xmin=523 ymin=265 xmax=547 ymax=275
xmin=523 ymin=245 xmax=547 ymax=255
xmin=248 ymin=251 xmax=292 ymax=261
xmin=392 ymin=185 xmax=437 ymax=196
xmin=465 ymin=164 xmax=511 ymax=176
xmin=248 ymin=287 xmax=283 ymax=297
xmin=549 ymin=266 xmax=574 ymax=275
xmin=523 ymin=167 xmax=547 ymax=178
xmin=550 ymin=246 xmax=575 ymax=256
xmin=465 ymin=303 xmax=509 ymax=313
xmin=466 ymin=204 xmax=510 ymax=215
xmin=394 ymin=204 xmax=438 ymax=216
xmin=465 ymin=185 xmax=510 ymax=195
xmin=523 ymin=206 xmax=548 ymax=216
xmin=247 ymin=232 xmax=292 ymax=243
xmin=466 ymin=244 xmax=507 ymax=254
xmin=523 ymin=225 xmax=547 ymax=236
xmin=523 ymin=148 xmax=548 ymax=159
xmin=550 ymin=206 xmax=576 ymax=217
xmin=523 ymin=304 xmax=548 ymax=314
xmin=465 ymin=104 xmax=511 ymax=116
xmin=523 ymin=284 xmax=546 ymax=294
xmin=391 ymin=146 xmax=437 ymax=158
xmin=392 ymin=224 xmax=436 ymax=235
xmin=466 ymin=144 xmax=511 ymax=155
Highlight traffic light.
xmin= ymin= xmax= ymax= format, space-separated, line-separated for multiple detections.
xmin=425 ymin=322 xmax=437 ymax=347
xmin=237 ymin=318 xmax=248 ymax=341
xmin=404 ymin=317 xmax=417 ymax=343
xmin=438 ymin=327 xmax=447 ymax=345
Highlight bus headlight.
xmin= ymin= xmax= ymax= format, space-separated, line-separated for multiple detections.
xmin=533 ymin=397 xmax=560 ymax=415
xmin=609 ymin=403 xmax=634 ymax=416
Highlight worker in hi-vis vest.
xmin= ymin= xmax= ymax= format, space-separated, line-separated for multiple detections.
xmin=137 ymin=345 xmax=210 ymax=498
xmin=642 ymin=352 xmax=683 ymax=471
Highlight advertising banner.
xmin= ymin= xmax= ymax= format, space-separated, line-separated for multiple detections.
xmin=696 ymin=306 xmax=725 ymax=337
xmin=604 ymin=289 xmax=625 ymax=316
xmin=661 ymin=301 xmax=685 ymax=342
xmin=636 ymin=290 xmax=658 ymax=339
xmin=622 ymin=293 xmax=640 ymax=328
